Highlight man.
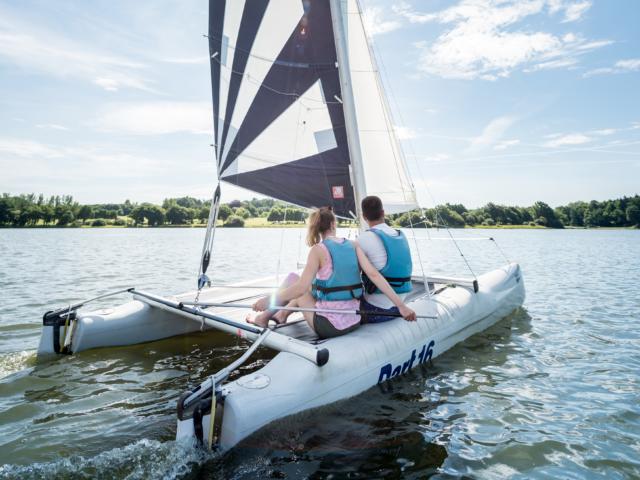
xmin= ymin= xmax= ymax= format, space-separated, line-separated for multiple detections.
xmin=358 ymin=195 xmax=414 ymax=323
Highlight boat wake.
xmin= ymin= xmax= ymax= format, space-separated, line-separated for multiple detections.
xmin=0 ymin=350 xmax=36 ymax=380
xmin=0 ymin=438 xmax=215 ymax=480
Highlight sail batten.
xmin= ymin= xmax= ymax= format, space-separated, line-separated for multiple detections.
xmin=208 ymin=0 xmax=417 ymax=218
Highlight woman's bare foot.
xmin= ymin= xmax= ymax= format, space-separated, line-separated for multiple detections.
xmin=247 ymin=310 xmax=272 ymax=328
xmin=272 ymin=310 xmax=289 ymax=325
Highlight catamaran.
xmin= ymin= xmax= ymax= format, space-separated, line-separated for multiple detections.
xmin=38 ymin=0 xmax=525 ymax=451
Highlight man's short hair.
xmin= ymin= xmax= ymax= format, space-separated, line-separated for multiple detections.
xmin=361 ymin=195 xmax=384 ymax=221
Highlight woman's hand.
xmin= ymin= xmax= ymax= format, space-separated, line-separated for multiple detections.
xmin=399 ymin=304 xmax=417 ymax=321
xmin=252 ymin=295 xmax=271 ymax=312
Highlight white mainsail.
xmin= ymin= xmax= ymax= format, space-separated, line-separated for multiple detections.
xmin=341 ymin=0 xmax=417 ymax=214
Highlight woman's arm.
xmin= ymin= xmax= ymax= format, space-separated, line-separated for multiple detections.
xmin=253 ymin=246 xmax=321 ymax=311
xmin=355 ymin=245 xmax=417 ymax=321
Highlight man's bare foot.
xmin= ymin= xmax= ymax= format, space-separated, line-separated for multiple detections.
xmin=247 ymin=310 xmax=272 ymax=328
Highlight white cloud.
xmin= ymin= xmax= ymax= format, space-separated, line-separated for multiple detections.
xmin=615 ymin=59 xmax=640 ymax=71
xmin=0 ymin=8 xmax=153 ymax=92
xmin=160 ymin=56 xmax=209 ymax=65
xmin=398 ymin=0 xmax=609 ymax=80
xmin=362 ymin=6 xmax=402 ymax=37
xmin=0 ymin=138 xmax=64 ymax=158
xmin=494 ymin=139 xmax=520 ymax=150
xmin=525 ymin=57 xmax=578 ymax=72
xmin=95 ymin=102 xmax=212 ymax=135
xmin=562 ymin=1 xmax=592 ymax=22
xmin=591 ymin=128 xmax=616 ymax=136
xmin=0 ymin=137 xmax=164 ymax=182
xmin=36 ymin=124 xmax=70 ymax=131
xmin=392 ymin=2 xmax=437 ymax=24
xmin=584 ymin=58 xmax=640 ymax=77
xmin=467 ymin=116 xmax=517 ymax=151
xmin=544 ymin=133 xmax=592 ymax=147
xmin=422 ymin=153 xmax=450 ymax=162
xmin=394 ymin=125 xmax=418 ymax=140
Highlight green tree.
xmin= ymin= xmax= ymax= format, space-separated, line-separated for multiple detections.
xmin=626 ymin=205 xmax=640 ymax=227
xmin=284 ymin=208 xmax=306 ymax=222
xmin=77 ymin=205 xmax=93 ymax=224
xmin=131 ymin=204 xmax=165 ymax=226
xmin=530 ymin=201 xmax=563 ymax=228
xmin=122 ymin=199 xmax=134 ymax=215
xmin=436 ymin=207 xmax=465 ymax=228
xmin=41 ymin=205 xmax=55 ymax=225
xmin=0 ymin=196 xmax=11 ymax=225
xmin=234 ymin=207 xmax=251 ymax=219
xmin=267 ymin=207 xmax=284 ymax=222
xmin=57 ymin=209 xmax=75 ymax=226
xmin=223 ymin=215 xmax=245 ymax=227
xmin=166 ymin=205 xmax=192 ymax=225
xmin=198 ymin=206 xmax=210 ymax=223
xmin=395 ymin=210 xmax=425 ymax=228
xmin=218 ymin=204 xmax=232 ymax=221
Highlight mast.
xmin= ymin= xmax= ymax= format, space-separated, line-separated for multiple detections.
xmin=329 ymin=0 xmax=367 ymax=229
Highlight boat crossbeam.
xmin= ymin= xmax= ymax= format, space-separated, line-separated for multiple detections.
xmin=131 ymin=290 xmax=330 ymax=367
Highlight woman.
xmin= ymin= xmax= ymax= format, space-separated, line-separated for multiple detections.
xmin=249 ymin=207 xmax=416 ymax=338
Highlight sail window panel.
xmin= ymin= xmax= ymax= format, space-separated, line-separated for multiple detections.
xmin=315 ymin=129 xmax=338 ymax=152
xmin=220 ymin=0 xmax=304 ymax=168
xmin=220 ymin=35 xmax=229 ymax=66
xmin=217 ymin=1 xmax=245 ymax=156
xmin=221 ymin=80 xmax=336 ymax=176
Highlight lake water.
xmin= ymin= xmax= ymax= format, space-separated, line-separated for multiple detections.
xmin=0 ymin=227 xmax=638 ymax=479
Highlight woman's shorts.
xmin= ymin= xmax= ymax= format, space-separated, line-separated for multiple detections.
xmin=312 ymin=314 xmax=359 ymax=339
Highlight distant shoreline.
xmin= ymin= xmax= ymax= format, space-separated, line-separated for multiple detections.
xmin=2 ymin=193 xmax=639 ymax=229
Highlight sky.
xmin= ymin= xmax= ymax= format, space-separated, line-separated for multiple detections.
xmin=0 ymin=0 xmax=638 ymax=208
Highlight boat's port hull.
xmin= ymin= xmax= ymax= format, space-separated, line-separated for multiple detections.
xmin=176 ymin=263 xmax=525 ymax=450
xmin=37 ymin=300 xmax=205 ymax=356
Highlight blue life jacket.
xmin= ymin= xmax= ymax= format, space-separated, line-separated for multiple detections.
xmin=312 ymin=238 xmax=363 ymax=301
xmin=362 ymin=228 xmax=413 ymax=294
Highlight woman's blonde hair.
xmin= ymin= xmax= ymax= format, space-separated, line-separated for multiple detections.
xmin=306 ymin=207 xmax=335 ymax=247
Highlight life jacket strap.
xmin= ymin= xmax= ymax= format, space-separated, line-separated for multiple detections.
xmin=312 ymin=283 xmax=363 ymax=299
xmin=362 ymin=273 xmax=411 ymax=294
xmin=382 ymin=276 xmax=412 ymax=283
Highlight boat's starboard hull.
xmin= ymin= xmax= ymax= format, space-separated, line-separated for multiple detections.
xmin=177 ymin=263 xmax=525 ymax=450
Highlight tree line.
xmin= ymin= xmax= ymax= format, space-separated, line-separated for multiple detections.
xmin=0 ymin=194 xmax=309 ymax=228
xmin=392 ymin=197 xmax=640 ymax=229
xmin=1 ymin=193 xmax=639 ymax=228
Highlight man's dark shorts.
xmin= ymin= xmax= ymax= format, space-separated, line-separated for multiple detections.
xmin=360 ymin=298 xmax=400 ymax=324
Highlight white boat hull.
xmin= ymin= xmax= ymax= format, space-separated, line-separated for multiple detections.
xmin=176 ymin=263 xmax=525 ymax=450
